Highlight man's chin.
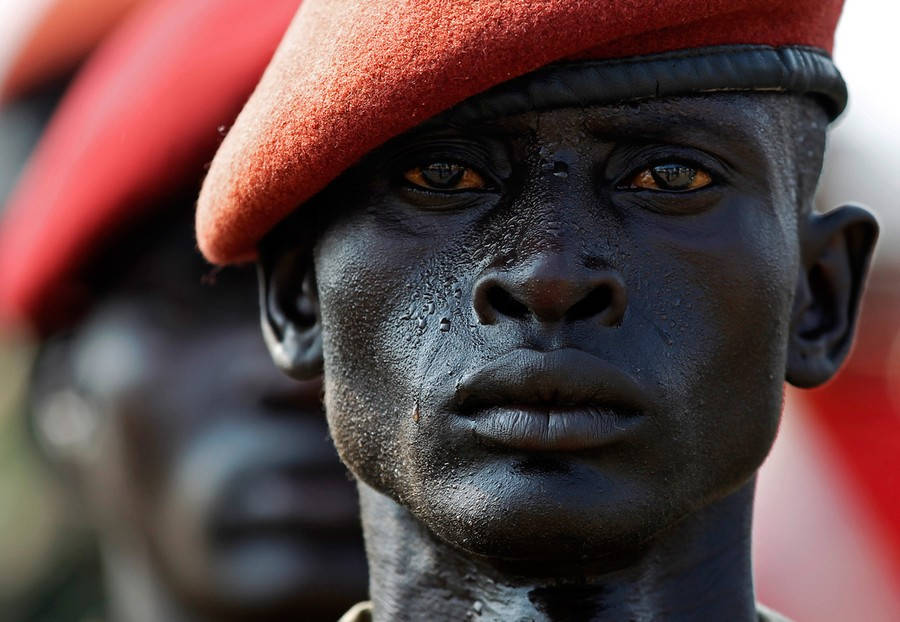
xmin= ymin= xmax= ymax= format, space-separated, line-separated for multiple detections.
xmin=430 ymin=510 xmax=658 ymax=567
xmin=415 ymin=474 xmax=667 ymax=564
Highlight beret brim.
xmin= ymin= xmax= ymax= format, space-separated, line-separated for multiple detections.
xmin=196 ymin=0 xmax=846 ymax=265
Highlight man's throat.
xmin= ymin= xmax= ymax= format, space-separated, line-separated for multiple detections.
xmin=356 ymin=480 xmax=760 ymax=622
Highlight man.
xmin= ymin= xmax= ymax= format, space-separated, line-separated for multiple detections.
xmin=0 ymin=1 xmax=367 ymax=620
xmin=196 ymin=1 xmax=878 ymax=620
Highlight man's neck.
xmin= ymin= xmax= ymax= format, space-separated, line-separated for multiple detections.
xmin=359 ymin=480 xmax=759 ymax=621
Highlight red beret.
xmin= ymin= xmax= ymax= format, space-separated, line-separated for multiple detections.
xmin=196 ymin=0 xmax=847 ymax=265
xmin=0 ymin=0 xmax=300 ymax=334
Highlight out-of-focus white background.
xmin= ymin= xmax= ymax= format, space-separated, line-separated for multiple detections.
xmin=818 ymin=0 xmax=900 ymax=262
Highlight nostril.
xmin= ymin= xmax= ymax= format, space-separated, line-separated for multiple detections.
xmin=567 ymin=286 xmax=613 ymax=322
xmin=474 ymin=268 xmax=628 ymax=327
xmin=486 ymin=285 xmax=529 ymax=320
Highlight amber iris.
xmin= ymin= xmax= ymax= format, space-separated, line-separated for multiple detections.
xmin=404 ymin=162 xmax=486 ymax=191
xmin=631 ymin=164 xmax=712 ymax=191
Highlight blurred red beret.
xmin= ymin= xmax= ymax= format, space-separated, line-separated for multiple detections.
xmin=0 ymin=0 xmax=147 ymax=101
xmin=0 ymin=0 xmax=301 ymax=335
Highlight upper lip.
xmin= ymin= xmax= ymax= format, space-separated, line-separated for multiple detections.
xmin=455 ymin=348 xmax=647 ymax=414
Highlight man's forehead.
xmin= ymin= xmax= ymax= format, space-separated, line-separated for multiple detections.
xmin=401 ymin=93 xmax=801 ymax=159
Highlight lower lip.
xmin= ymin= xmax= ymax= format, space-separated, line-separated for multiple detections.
xmin=464 ymin=406 xmax=640 ymax=451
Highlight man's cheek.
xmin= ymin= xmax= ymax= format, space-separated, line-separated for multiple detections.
xmin=318 ymin=295 xmax=424 ymax=488
xmin=684 ymin=262 xmax=792 ymax=393
xmin=636 ymin=227 xmax=795 ymax=442
xmin=652 ymin=209 xmax=795 ymax=366
xmin=675 ymin=250 xmax=790 ymax=454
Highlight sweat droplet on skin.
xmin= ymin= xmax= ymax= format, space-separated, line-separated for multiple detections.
xmin=541 ymin=160 xmax=569 ymax=178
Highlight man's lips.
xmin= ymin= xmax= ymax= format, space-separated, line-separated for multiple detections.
xmin=453 ymin=348 xmax=647 ymax=451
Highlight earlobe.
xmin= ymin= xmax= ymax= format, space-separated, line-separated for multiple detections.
xmin=786 ymin=205 xmax=878 ymax=388
xmin=257 ymin=247 xmax=324 ymax=380
xmin=28 ymin=340 xmax=100 ymax=467
xmin=34 ymin=389 xmax=100 ymax=460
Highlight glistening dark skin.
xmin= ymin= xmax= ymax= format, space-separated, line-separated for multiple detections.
xmin=260 ymin=93 xmax=877 ymax=621
xmin=30 ymin=223 xmax=368 ymax=622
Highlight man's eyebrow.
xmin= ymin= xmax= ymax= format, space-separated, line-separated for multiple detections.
xmin=411 ymin=117 xmax=524 ymax=141
xmin=410 ymin=100 xmax=776 ymax=173
xmin=582 ymin=103 xmax=772 ymax=168
xmin=586 ymin=106 xmax=749 ymax=140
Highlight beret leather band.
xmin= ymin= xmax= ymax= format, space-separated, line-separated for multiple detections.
xmin=440 ymin=45 xmax=846 ymax=126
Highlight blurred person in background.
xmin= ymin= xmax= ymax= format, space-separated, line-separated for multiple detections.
xmin=0 ymin=1 xmax=149 ymax=618
xmin=0 ymin=1 xmax=367 ymax=621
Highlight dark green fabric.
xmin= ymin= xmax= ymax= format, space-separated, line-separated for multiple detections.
xmin=6 ymin=546 xmax=104 ymax=622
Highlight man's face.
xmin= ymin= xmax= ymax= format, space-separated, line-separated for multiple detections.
xmin=309 ymin=95 xmax=810 ymax=560
xmin=36 ymin=253 xmax=367 ymax=618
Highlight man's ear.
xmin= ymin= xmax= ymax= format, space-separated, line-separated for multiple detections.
xmin=257 ymin=245 xmax=323 ymax=379
xmin=787 ymin=205 xmax=878 ymax=388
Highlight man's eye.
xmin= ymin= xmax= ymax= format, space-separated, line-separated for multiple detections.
xmin=403 ymin=162 xmax=487 ymax=191
xmin=628 ymin=164 xmax=712 ymax=192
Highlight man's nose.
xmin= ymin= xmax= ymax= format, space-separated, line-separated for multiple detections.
xmin=472 ymin=252 xmax=627 ymax=326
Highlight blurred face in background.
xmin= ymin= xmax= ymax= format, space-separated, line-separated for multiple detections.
xmin=30 ymin=223 xmax=367 ymax=621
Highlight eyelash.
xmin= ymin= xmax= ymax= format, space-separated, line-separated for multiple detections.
xmin=386 ymin=142 xmax=724 ymax=197
xmin=615 ymin=153 xmax=721 ymax=190
xmin=398 ymin=160 xmax=496 ymax=195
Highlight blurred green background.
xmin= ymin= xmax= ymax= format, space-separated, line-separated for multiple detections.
xmin=0 ymin=339 xmax=102 ymax=621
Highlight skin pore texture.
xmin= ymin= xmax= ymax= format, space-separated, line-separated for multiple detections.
xmin=30 ymin=220 xmax=367 ymax=622
xmin=260 ymin=93 xmax=877 ymax=621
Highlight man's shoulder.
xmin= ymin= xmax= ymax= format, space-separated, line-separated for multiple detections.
xmin=758 ymin=603 xmax=793 ymax=622
xmin=342 ymin=601 xmax=790 ymax=621
xmin=338 ymin=601 xmax=372 ymax=622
